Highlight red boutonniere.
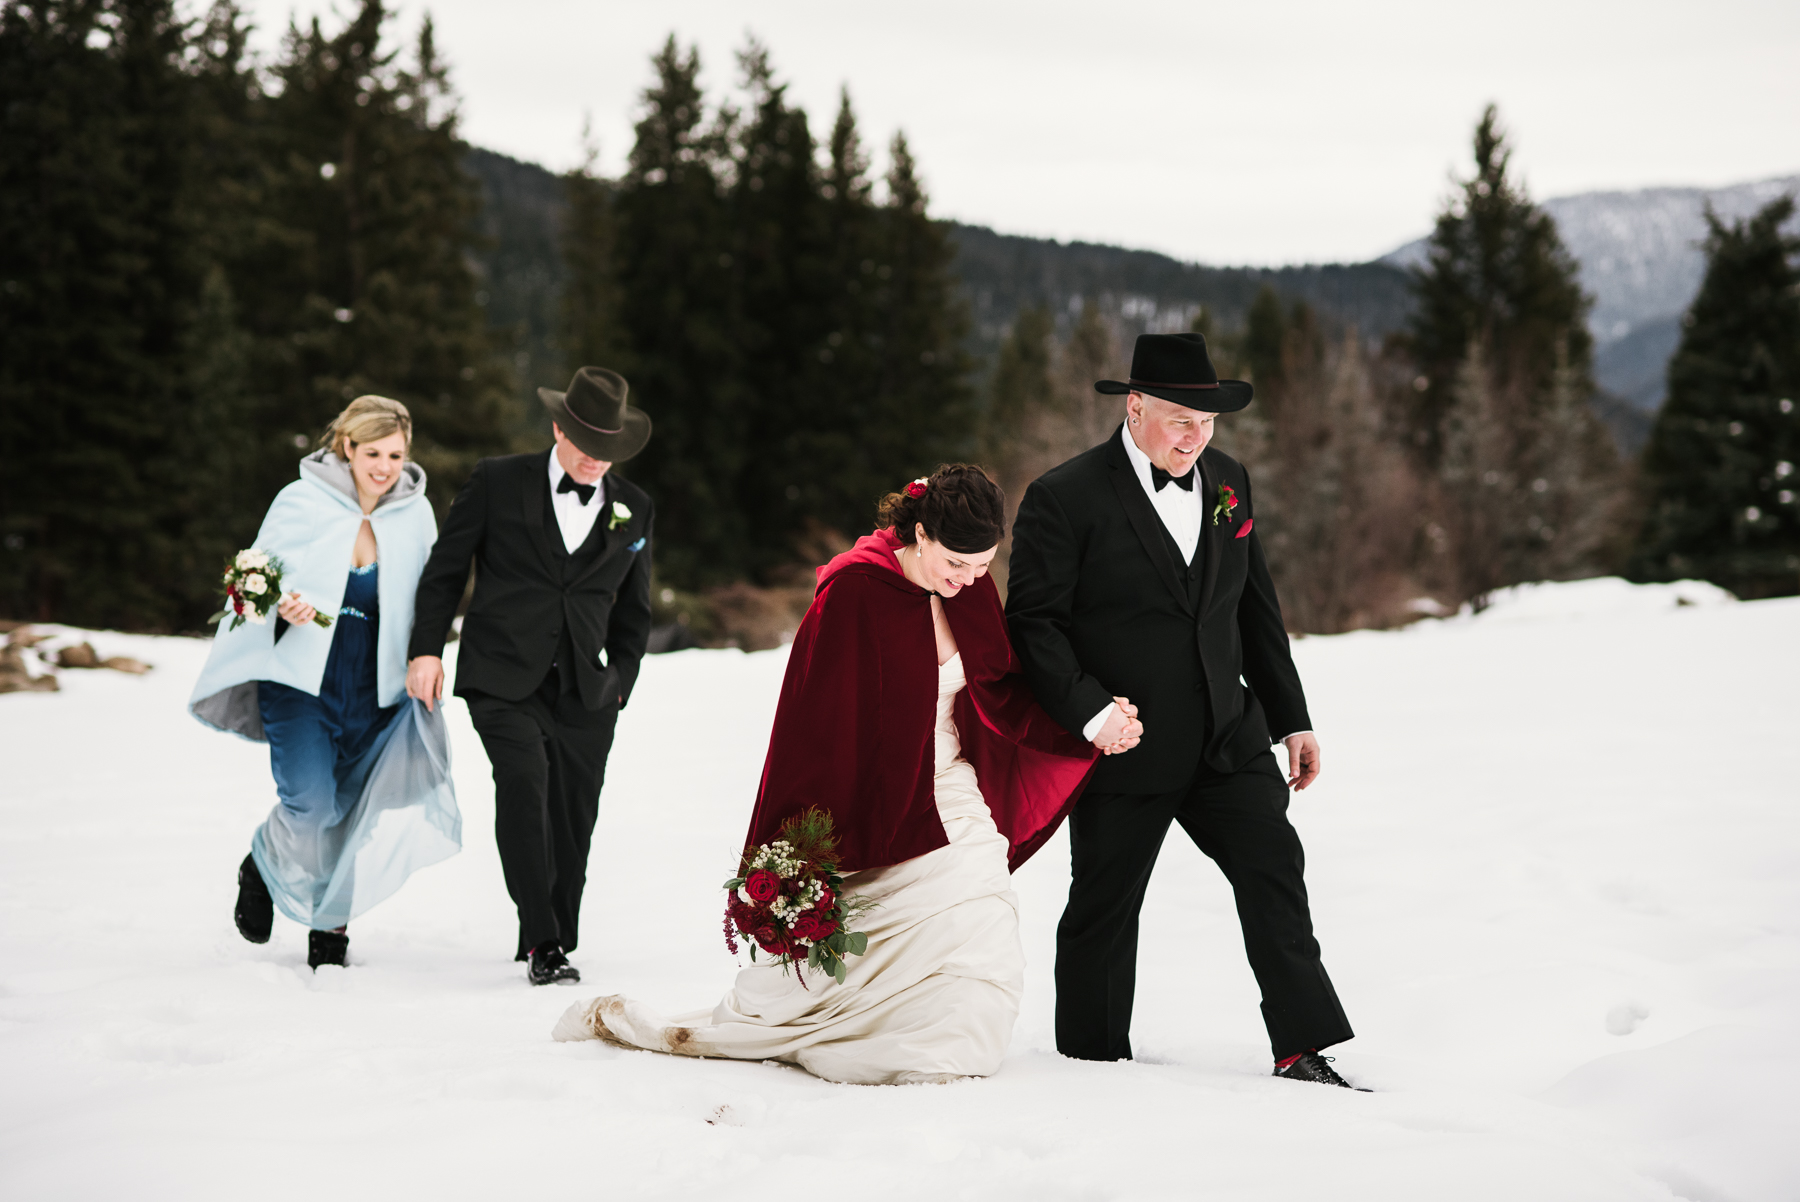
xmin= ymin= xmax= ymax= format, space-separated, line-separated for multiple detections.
xmin=1211 ymin=483 xmax=1239 ymax=526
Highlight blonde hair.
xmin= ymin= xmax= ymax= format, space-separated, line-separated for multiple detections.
xmin=322 ymin=395 xmax=412 ymax=461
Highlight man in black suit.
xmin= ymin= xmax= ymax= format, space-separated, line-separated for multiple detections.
xmin=1006 ymin=333 xmax=1359 ymax=1087
xmin=407 ymin=367 xmax=654 ymax=986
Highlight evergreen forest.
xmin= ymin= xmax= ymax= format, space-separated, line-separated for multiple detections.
xmin=3 ymin=2 xmax=1795 ymax=639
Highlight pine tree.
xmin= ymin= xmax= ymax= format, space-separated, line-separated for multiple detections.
xmin=984 ymin=306 xmax=1054 ymax=465
xmin=728 ymin=41 xmax=832 ymax=570
xmin=860 ymin=132 xmax=974 ymax=498
xmin=235 ymin=0 xmax=512 ymax=510
xmin=558 ymin=124 xmax=622 ymax=382
xmin=0 ymin=0 xmax=246 ymax=628
xmin=1056 ymin=301 xmax=1123 ymax=451
xmin=1405 ymin=105 xmax=1622 ymax=600
xmin=1630 ymin=197 xmax=1800 ymax=597
xmin=1408 ymin=105 xmax=1592 ymax=460
xmin=609 ymin=36 xmax=742 ymax=586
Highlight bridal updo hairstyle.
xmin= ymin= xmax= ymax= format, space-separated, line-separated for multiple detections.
xmin=876 ymin=464 xmax=1006 ymax=554
xmin=321 ymin=395 xmax=413 ymax=461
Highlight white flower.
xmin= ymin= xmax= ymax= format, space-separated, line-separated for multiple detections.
xmin=612 ymin=502 xmax=632 ymax=522
xmin=242 ymin=573 xmax=268 ymax=596
xmin=235 ymin=549 xmax=269 ymax=571
xmin=247 ymin=609 xmax=268 ymax=625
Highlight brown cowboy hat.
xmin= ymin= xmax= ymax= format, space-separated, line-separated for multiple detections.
xmin=538 ymin=367 xmax=652 ymax=462
xmin=1095 ymin=332 xmax=1254 ymax=412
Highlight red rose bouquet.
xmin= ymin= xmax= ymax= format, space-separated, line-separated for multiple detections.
xmin=723 ymin=808 xmax=872 ymax=986
xmin=209 ymin=548 xmax=333 ymax=633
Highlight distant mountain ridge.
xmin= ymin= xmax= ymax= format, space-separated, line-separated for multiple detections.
xmin=1383 ymin=173 xmax=1800 ymax=412
xmin=463 ymin=148 xmax=1798 ymax=451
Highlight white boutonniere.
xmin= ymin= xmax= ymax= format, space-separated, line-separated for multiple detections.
xmin=608 ymin=500 xmax=632 ymax=531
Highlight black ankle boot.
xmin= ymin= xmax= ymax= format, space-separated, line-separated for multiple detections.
xmin=308 ymin=928 xmax=349 ymax=969
xmin=1274 ymin=1050 xmax=1371 ymax=1091
xmin=527 ymin=943 xmax=579 ymax=986
xmin=235 ymin=854 xmax=273 ymax=944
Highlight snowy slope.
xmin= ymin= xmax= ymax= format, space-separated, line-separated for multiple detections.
xmin=1 ymin=579 xmax=1795 ymax=1201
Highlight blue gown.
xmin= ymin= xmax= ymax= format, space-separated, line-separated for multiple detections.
xmin=252 ymin=563 xmax=460 ymax=929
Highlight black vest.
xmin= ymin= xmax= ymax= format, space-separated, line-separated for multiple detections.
xmin=1157 ymin=518 xmax=1206 ymax=609
xmin=543 ymin=477 xmax=610 ymax=695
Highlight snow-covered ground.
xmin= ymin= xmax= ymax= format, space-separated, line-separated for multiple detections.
xmin=2 ymin=578 xmax=1795 ymax=1201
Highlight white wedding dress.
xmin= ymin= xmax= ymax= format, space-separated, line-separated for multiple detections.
xmin=553 ymin=652 xmax=1025 ymax=1084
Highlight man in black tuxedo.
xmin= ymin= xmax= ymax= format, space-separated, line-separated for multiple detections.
xmin=407 ymin=367 xmax=654 ymax=986
xmin=1006 ymin=333 xmax=1359 ymax=1087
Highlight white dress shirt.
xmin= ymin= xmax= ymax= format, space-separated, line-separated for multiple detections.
xmin=1119 ymin=420 xmax=1203 ymax=565
xmin=547 ymin=452 xmax=606 ymax=554
xmin=1082 ymin=424 xmax=1310 ymax=745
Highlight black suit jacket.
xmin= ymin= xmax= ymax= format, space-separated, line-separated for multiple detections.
xmin=409 ymin=450 xmax=654 ymax=712
xmin=1005 ymin=427 xmax=1310 ymax=794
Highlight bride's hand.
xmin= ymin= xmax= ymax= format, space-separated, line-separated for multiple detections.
xmin=1094 ymin=697 xmax=1143 ymax=755
xmin=276 ymin=591 xmax=317 ymax=626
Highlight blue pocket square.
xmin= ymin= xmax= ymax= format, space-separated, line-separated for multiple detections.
xmin=627 ymin=537 xmax=646 ymax=553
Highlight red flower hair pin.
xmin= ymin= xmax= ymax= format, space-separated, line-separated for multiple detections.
xmin=904 ymin=477 xmax=929 ymax=498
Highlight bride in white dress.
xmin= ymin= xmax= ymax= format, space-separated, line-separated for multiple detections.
xmin=552 ymin=466 xmax=1131 ymax=1084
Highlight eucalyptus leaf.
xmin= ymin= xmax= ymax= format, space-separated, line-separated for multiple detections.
xmin=723 ymin=877 xmax=745 ymax=890
xmin=847 ymin=932 xmax=868 ymax=955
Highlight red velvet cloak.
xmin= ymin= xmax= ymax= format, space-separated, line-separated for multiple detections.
xmin=743 ymin=528 xmax=1099 ymax=873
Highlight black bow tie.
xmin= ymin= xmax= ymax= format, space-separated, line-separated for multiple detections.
xmin=557 ymin=475 xmax=596 ymax=506
xmin=1151 ymin=465 xmax=1195 ymax=492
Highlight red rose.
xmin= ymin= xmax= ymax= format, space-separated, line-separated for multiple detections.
xmin=791 ymin=908 xmax=839 ymax=943
xmin=752 ymin=925 xmax=786 ymax=955
xmin=743 ymin=870 xmax=781 ymax=903
xmin=728 ymin=898 xmax=766 ymax=932
xmin=905 ymin=478 xmax=928 ymax=498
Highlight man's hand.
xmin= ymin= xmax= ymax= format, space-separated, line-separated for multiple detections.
xmin=407 ymin=655 xmax=445 ymax=713
xmin=275 ymin=591 xmax=317 ymax=626
xmin=1094 ymin=697 xmax=1143 ymax=756
xmin=1283 ymin=732 xmax=1321 ymax=790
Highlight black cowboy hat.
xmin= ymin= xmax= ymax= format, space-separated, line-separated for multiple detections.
xmin=1096 ymin=332 xmax=1254 ymax=412
xmin=538 ymin=367 xmax=652 ymax=462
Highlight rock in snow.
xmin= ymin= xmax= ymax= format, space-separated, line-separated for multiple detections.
xmin=0 ymin=580 xmax=1795 ymax=1201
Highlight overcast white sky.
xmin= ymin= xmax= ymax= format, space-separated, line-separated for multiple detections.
xmin=237 ymin=0 xmax=1800 ymax=266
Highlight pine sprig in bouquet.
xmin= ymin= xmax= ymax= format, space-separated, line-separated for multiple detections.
xmin=209 ymin=549 xmax=333 ymax=632
xmin=723 ymin=808 xmax=873 ymax=986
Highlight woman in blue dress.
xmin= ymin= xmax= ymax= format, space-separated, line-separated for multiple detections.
xmin=189 ymin=396 xmax=460 ymax=968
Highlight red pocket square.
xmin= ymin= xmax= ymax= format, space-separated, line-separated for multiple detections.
xmin=1235 ymin=518 xmax=1253 ymax=540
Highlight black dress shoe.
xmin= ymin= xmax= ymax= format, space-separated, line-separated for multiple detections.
xmin=527 ymin=943 xmax=580 ymax=986
xmin=235 ymin=854 xmax=273 ymax=944
xmin=308 ymin=929 xmax=349 ymax=969
xmin=1274 ymin=1051 xmax=1371 ymax=1091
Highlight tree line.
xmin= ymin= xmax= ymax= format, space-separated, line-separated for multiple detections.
xmin=0 ymin=1 xmax=971 ymax=628
xmin=3 ymin=3 xmax=1794 ymax=634
xmin=984 ymin=106 xmax=1800 ymax=627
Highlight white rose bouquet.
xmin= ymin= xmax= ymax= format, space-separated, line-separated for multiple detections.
xmin=209 ymin=548 xmax=333 ymax=632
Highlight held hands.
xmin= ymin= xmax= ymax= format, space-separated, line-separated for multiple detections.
xmin=1094 ymin=696 xmax=1143 ymax=756
xmin=275 ymin=591 xmax=317 ymax=626
xmin=1283 ymin=732 xmax=1322 ymax=791
xmin=406 ymin=655 xmax=445 ymax=713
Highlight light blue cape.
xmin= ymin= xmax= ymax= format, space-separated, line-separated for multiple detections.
xmin=189 ymin=451 xmax=437 ymax=741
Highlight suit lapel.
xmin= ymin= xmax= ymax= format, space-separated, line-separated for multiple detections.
xmin=522 ymin=450 xmax=561 ymax=572
xmin=1197 ymin=451 xmax=1227 ymax=616
xmin=1105 ymin=432 xmax=1193 ymax=615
